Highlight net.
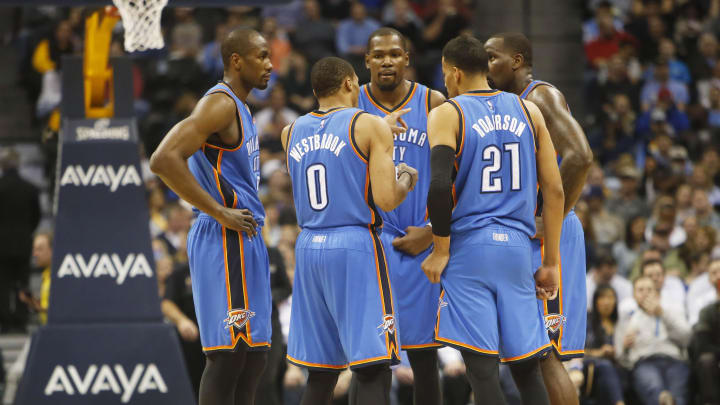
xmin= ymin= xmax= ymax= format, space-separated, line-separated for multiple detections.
xmin=112 ymin=0 xmax=168 ymax=52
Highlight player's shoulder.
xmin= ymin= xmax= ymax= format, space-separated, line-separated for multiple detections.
xmin=525 ymin=81 xmax=567 ymax=109
xmin=428 ymin=89 xmax=447 ymax=110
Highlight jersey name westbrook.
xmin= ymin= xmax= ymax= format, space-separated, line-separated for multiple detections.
xmin=471 ymin=114 xmax=527 ymax=138
xmin=288 ymin=132 xmax=347 ymax=162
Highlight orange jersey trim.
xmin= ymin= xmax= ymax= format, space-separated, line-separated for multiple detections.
xmin=348 ymin=111 xmax=368 ymax=163
xmin=401 ymin=343 xmax=443 ymax=350
xmin=363 ymin=83 xmax=418 ymax=114
xmin=500 ymin=343 xmax=553 ymax=363
xmin=308 ymin=107 xmax=350 ymax=117
xmin=434 ymin=336 xmax=499 ymax=355
xmin=287 ymin=355 xmax=349 ymax=369
xmin=462 ymin=90 xmax=502 ymax=97
xmin=204 ymin=88 xmax=245 ymax=151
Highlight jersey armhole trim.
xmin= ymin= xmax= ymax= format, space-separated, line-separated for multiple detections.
xmin=349 ymin=111 xmax=369 ymax=163
xmin=425 ymin=87 xmax=432 ymax=115
xmin=203 ymin=90 xmax=244 ymax=151
xmin=518 ymin=98 xmax=537 ymax=150
xmin=284 ymin=121 xmax=297 ymax=171
xmin=445 ymin=99 xmax=465 ymax=157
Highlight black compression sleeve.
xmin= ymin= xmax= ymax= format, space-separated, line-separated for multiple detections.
xmin=427 ymin=145 xmax=455 ymax=237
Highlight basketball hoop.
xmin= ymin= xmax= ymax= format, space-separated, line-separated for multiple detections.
xmin=112 ymin=0 xmax=168 ymax=52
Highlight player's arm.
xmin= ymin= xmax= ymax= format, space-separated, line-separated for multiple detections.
xmin=357 ymin=113 xmax=417 ymax=211
xmin=429 ymin=89 xmax=447 ymax=110
xmin=149 ymin=94 xmax=257 ymax=236
xmin=527 ymin=100 xmax=564 ymax=299
xmin=527 ymin=86 xmax=592 ymax=215
xmin=421 ymin=102 xmax=458 ymax=283
xmin=280 ymin=124 xmax=291 ymax=151
xmin=390 ymin=90 xmax=445 ymax=256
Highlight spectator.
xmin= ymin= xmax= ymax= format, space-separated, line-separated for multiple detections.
xmin=201 ymin=23 xmax=227 ymax=81
xmin=675 ymin=183 xmax=694 ymax=225
xmin=607 ymin=165 xmax=647 ymax=222
xmin=584 ymin=284 xmax=626 ymax=405
xmin=690 ymin=165 xmax=720 ymax=207
xmin=148 ymin=184 xmax=168 ymax=237
xmin=690 ymin=267 xmax=720 ymax=405
xmin=584 ymin=8 xmax=637 ymax=68
xmin=644 ymin=195 xmax=687 ymax=249
xmin=18 ymin=232 xmax=52 ymax=325
xmin=255 ymin=85 xmax=299 ymax=140
xmin=588 ymin=185 xmax=625 ymax=248
xmin=261 ymin=0 xmax=304 ymax=33
xmin=644 ymin=38 xmax=691 ymax=85
xmin=623 ymin=259 xmax=687 ymax=320
xmin=279 ymin=51 xmax=315 ymax=113
xmin=421 ymin=0 xmax=469 ymax=52
xmin=640 ymin=58 xmax=690 ymax=112
xmin=161 ymin=261 xmax=204 ymax=397
xmin=261 ymin=17 xmax=292 ymax=73
xmin=679 ymin=225 xmax=716 ymax=276
xmin=613 ymin=215 xmax=648 ymax=277
xmin=158 ymin=204 xmax=193 ymax=258
xmin=587 ymin=254 xmax=633 ymax=309
xmin=688 ymin=258 xmax=720 ymax=327
xmin=687 ymin=32 xmax=719 ymax=82
xmin=0 ymin=148 xmax=40 ymax=333
xmin=593 ymin=93 xmax=639 ymax=164
xmin=615 ymin=276 xmax=691 ymax=405
xmin=382 ymin=0 xmax=424 ymax=50
xmin=170 ymin=8 xmax=202 ymax=60
xmin=293 ymin=0 xmax=336 ymax=64
xmin=583 ymin=1 xmax=626 ymax=44
xmin=692 ymin=187 xmax=720 ymax=229
xmin=336 ymin=2 xmax=380 ymax=57
xmin=594 ymin=55 xmax=642 ymax=114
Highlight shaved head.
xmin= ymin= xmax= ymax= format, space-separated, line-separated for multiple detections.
xmin=221 ymin=27 xmax=262 ymax=69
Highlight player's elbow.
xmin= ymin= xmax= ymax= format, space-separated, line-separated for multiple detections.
xmin=545 ymin=180 xmax=565 ymax=208
xmin=567 ymin=145 xmax=594 ymax=171
xmin=149 ymin=149 xmax=170 ymax=176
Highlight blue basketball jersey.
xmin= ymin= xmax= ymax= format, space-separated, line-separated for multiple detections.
xmin=187 ymin=82 xmax=265 ymax=225
xmin=358 ymin=82 xmax=431 ymax=234
xmin=449 ymin=90 xmax=537 ymax=237
xmin=286 ymin=107 xmax=382 ymax=230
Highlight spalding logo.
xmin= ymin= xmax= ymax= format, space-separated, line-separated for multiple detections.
xmin=223 ymin=308 xmax=255 ymax=330
xmin=544 ymin=313 xmax=566 ymax=334
xmin=377 ymin=315 xmax=396 ymax=336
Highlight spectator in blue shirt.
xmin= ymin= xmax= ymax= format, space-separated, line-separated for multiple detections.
xmin=336 ymin=2 xmax=380 ymax=57
xmin=641 ymin=58 xmax=690 ymax=111
xmin=643 ymin=38 xmax=692 ymax=85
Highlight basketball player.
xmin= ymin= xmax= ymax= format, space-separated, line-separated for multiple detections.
xmin=422 ymin=35 xmax=564 ymax=405
xmin=149 ymin=28 xmax=272 ymax=405
xmin=358 ymin=27 xmax=446 ymax=405
xmin=485 ymin=32 xmax=593 ymax=405
xmin=281 ymin=56 xmax=417 ymax=405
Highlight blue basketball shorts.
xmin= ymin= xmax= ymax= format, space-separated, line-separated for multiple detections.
xmin=287 ymin=226 xmax=401 ymax=370
xmin=435 ymin=226 xmax=551 ymax=362
xmin=531 ymin=210 xmax=587 ymax=360
xmin=380 ymin=229 xmax=442 ymax=350
xmin=186 ymin=214 xmax=271 ymax=352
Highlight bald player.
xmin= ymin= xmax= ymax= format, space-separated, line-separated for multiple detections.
xmin=358 ymin=27 xmax=446 ymax=405
xmin=484 ymin=32 xmax=593 ymax=405
xmin=150 ymin=28 xmax=273 ymax=405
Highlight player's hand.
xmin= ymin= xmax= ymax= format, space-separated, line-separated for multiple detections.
xmin=178 ymin=318 xmax=199 ymax=342
xmin=600 ymin=344 xmax=614 ymax=358
xmin=443 ymin=361 xmax=466 ymax=377
xmin=216 ymin=207 xmax=258 ymax=237
xmin=534 ymin=264 xmax=559 ymax=300
xmin=422 ymin=250 xmax=449 ymax=283
xmin=395 ymin=366 xmax=414 ymax=385
xmin=533 ymin=217 xmax=544 ymax=239
xmin=383 ymin=108 xmax=411 ymax=134
xmin=397 ymin=163 xmax=418 ymax=191
xmin=392 ymin=226 xmax=433 ymax=256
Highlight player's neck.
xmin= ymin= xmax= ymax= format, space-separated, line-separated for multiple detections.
xmin=317 ymin=95 xmax=353 ymax=111
xmin=369 ymin=80 xmax=411 ymax=108
xmin=221 ymin=76 xmax=251 ymax=102
xmin=457 ymin=76 xmax=491 ymax=95
xmin=511 ymin=71 xmax=534 ymax=95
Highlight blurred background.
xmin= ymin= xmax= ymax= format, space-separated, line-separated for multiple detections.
xmin=0 ymin=0 xmax=719 ymax=404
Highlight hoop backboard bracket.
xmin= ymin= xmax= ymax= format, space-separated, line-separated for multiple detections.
xmin=61 ymin=56 xmax=134 ymax=120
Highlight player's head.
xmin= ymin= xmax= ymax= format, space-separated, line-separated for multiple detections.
xmin=484 ymin=32 xmax=533 ymax=91
xmin=441 ymin=35 xmax=488 ymax=98
xmin=311 ymin=57 xmax=360 ymax=106
xmin=221 ymin=27 xmax=273 ymax=90
xmin=365 ymin=27 xmax=409 ymax=91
